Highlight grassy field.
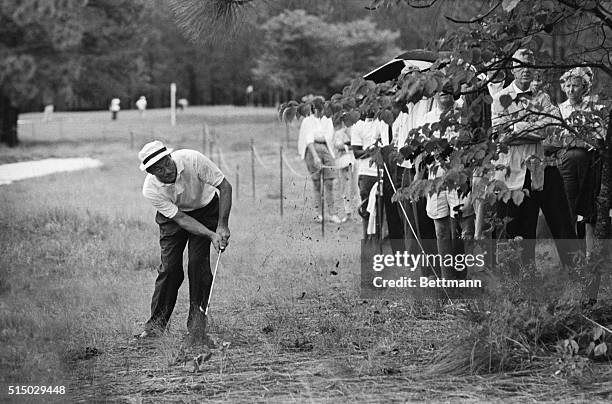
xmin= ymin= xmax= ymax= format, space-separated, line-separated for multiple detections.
xmin=1 ymin=106 xmax=611 ymax=402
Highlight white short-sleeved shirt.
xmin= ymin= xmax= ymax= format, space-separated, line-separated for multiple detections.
xmin=394 ymin=99 xmax=435 ymax=168
xmin=350 ymin=118 xmax=389 ymax=177
xmin=297 ymin=115 xmax=335 ymax=160
xmin=142 ymin=149 xmax=224 ymax=219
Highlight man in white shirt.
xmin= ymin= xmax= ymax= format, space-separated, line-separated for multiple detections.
xmin=137 ymin=141 xmax=232 ymax=346
xmin=393 ymin=98 xmax=439 ymax=267
xmin=298 ymin=99 xmax=344 ymax=223
xmin=109 ymin=98 xmax=120 ymax=120
xmin=136 ymin=96 xmax=147 ymax=117
xmin=351 ymin=112 xmax=390 ymax=237
xmin=298 ymin=98 xmax=346 ymax=223
xmin=420 ymin=90 xmax=475 ymax=279
xmin=492 ymin=49 xmax=576 ymax=267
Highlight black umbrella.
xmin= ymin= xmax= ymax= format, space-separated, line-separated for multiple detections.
xmin=363 ymin=49 xmax=442 ymax=83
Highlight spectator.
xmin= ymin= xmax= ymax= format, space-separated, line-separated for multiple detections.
xmin=351 ymin=112 xmax=390 ymax=238
xmin=491 ymin=48 xmax=577 ymax=268
xmin=245 ymin=85 xmax=254 ymax=106
xmin=394 ymin=97 xmax=438 ymax=273
xmin=136 ymin=96 xmax=147 ymax=117
xmin=43 ymin=104 xmax=54 ymax=122
xmin=420 ymin=89 xmax=475 ymax=280
xmin=557 ymin=67 xmax=604 ymax=259
xmin=379 ymin=102 xmax=410 ymax=253
xmin=297 ymin=98 xmax=344 ymax=224
xmin=110 ymin=98 xmax=120 ymax=120
xmin=178 ymin=98 xmax=189 ymax=110
xmin=332 ymin=117 xmax=356 ymax=220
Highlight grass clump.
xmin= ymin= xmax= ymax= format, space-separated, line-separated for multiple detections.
xmin=430 ymin=239 xmax=612 ymax=376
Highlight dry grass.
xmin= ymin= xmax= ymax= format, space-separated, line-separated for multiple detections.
xmin=1 ymin=106 xmax=612 ymax=402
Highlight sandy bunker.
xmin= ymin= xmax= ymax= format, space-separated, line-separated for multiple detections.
xmin=0 ymin=158 xmax=103 ymax=185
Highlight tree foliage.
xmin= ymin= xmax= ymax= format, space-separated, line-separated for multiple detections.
xmin=252 ymin=9 xmax=400 ymax=97
xmin=0 ymin=0 xmax=146 ymax=109
xmin=278 ymin=0 xmax=612 ymax=240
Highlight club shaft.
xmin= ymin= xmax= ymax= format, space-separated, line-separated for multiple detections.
xmin=204 ymin=251 xmax=222 ymax=316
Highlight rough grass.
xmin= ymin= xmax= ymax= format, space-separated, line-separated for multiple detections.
xmin=1 ymin=107 xmax=612 ymax=402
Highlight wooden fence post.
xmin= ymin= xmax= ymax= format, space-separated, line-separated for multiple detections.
xmin=236 ymin=164 xmax=239 ymax=200
xmin=251 ymin=138 xmax=256 ymax=200
xmin=280 ymin=145 xmax=284 ymax=217
xmin=320 ymin=171 xmax=325 ymax=237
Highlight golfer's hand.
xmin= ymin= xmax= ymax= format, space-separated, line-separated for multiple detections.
xmin=210 ymin=233 xmax=224 ymax=252
xmin=216 ymin=225 xmax=230 ymax=250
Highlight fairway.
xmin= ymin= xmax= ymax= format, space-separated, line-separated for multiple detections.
xmin=1 ymin=107 xmax=610 ymax=402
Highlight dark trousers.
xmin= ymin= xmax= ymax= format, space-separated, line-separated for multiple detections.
xmin=382 ymin=157 xmax=406 ymax=253
xmin=496 ymin=166 xmax=577 ymax=266
xmin=146 ymin=196 xmax=219 ymax=334
xmin=397 ymin=166 xmax=437 ymax=277
xmin=357 ymin=163 xmax=408 ymax=253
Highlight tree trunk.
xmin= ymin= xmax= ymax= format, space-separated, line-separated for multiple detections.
xmin=187 ymin=65 xmax=199 ymax=105
xmin=0 ymin=91 xmax=19 ymax=147
xmin=594 ymin=109 xmax=612 ymax=240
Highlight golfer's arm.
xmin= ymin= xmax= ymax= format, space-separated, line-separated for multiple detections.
xmin=172 ymin=212 xmax=216 ymax=239
xmin=216 ymin=178 xmax=232 ymax=228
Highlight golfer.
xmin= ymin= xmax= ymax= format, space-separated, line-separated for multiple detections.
xmin=137 ymin=140 xmax=232 ymax=346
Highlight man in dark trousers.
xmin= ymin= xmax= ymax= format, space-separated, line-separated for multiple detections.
xmin=137 ymin=140 xmax=232 ymax=346
xmin=492 ymin=49 xmax=577 ymax=268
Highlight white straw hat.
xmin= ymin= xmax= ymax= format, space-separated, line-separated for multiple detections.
xmin=138 ymin=140 xmax=173 ymax=171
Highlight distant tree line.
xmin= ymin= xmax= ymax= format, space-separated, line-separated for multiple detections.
xmin=1 ymin=0 xmax=481 ymax=145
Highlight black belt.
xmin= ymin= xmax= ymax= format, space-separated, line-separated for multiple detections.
xmin=314 ymin=140 xmax=327 ymax=144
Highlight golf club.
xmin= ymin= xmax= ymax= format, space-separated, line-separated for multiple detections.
xmin=204 ymin=247 xmax=223 ymax=316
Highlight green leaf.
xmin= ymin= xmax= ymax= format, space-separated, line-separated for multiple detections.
xmin=282 ymin=106 xmax=297 ymax=122
xmin=594 ymin=342 xmax=608 ymax=357
xmin=323 ymin=101 xmax=333 ymax=118
xmin=423 ymin=77 xmax=439 ymax=98
xmin=295 ymin=104 xmax=309 ymax=117
xmin=481 ymin=49 xmax=494 ymax=63
xmin=570 ymin=339 xmax=579 ymax=355
xmin=593 ymin=326 xmax=604 ymax=341
xmin=499 ymin=94 xmax=513 ymax=109
xmin=501 ymin=190 xmax=512 ymax=203
xmin=586 ymin=341 xmax=595 ymax=356
xmin=379 ymin=109 xmax=394 ymax=126
xmin=502 ymin=0 xmax=520 ymax=12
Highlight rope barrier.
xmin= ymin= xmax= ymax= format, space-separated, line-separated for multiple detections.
xmin=217 ymin=147 xmax=235 ymax=175
xmin=150 ymin=126 xmax=202 ymax=138
xmin=281 ymin=152 xmax=311 ymax=179
xmin=252 ymin=146 xmax=271 ymax=169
